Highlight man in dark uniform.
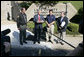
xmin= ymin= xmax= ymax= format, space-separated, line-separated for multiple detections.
xmin=57 ymin=11 xmax=68 ymax=45
xmin=17 ymin=8 xmax=27 ymax=45
xmin=33 ymin=10 xmax=45 ymax=44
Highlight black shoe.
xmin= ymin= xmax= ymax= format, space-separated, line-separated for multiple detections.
xmin=33 ymin=41 xmax=36 ymax=44
xmin=38 ymin=41 xmax=40 ymax=44
xmin=60 ymin=42 xmax=64 ymax=45
xmin=54 ymin=39 xmax=58 ymax=43
xmin=48 ymin=40 xmax=53 ymax=44
xmin=20 ymin=42 xmax=23 ymax=45
xmin=23 ymin=41 xmax=27 ymax=44
xmin=56 ymin=40 xmax=59 ymax=43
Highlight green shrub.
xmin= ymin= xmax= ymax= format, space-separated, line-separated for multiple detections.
xmin=66 ymin=23 xmax=80 ymax=36
xmin=54 ymin=23 xmax=58 ymax=34
xmin=42 ymin=22 xmax=46 ymax=28
xmin=27 ymin=21 xmax=34 ymax=32
xmin=27 ymin=21 xmax=80 ymax=36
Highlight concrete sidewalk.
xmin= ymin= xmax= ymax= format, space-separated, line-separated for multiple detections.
xmin=1 ymin=22 xmax=83 ymax=56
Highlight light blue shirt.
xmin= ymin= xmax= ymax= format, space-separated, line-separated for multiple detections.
xmin=60 ymin=17 xmax=64 ymax=22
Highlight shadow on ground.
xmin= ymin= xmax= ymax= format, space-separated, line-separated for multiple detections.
xmin=11 ymin=30 xmax=73 ymax=56
xmin=10 ymin=46 xmax=72 ymax=56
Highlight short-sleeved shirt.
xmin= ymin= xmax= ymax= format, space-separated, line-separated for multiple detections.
xmin=46 ymin=14 xmax=55 ymax=24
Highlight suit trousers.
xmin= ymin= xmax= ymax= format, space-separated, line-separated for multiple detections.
xmin=34 ymin=28 xmax=42 ymax=42
xmin=19 ymin=25 xmax=26 ymax=43
xmin=57 ymin=31 xmax=66 ymax=42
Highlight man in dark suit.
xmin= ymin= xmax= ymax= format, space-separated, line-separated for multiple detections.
xmin=57 ymin=11 xmax=68 ymax=45
xmin=33 ymin=9 xmax=45 ymax=44
xmin=17 ymin=8 xmax=27 ymax=45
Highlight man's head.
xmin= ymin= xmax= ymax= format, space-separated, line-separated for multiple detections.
xmin=37 ymin=9 xmax=41 ymax=15
xmin=61 ymin=11 xmax=66 ymax=17
xmin=49 ymin=9 xmax=53 ymax=15
xmin=21 ymin=8 xmax=26 ymax=13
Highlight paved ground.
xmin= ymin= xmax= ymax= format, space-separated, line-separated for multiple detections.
xmin=1 ymin=21 xmax=83 ymax=56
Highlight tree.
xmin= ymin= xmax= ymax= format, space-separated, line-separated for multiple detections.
xmin=78 ymin=7 xmax=83 ymax=19
xmin=20 ymin=1 xmax=59 ymax=10
xmin=32 ymin=1 xmax=59 ymax=6
xmin=19 ymin=2 xmax=31 ymax=10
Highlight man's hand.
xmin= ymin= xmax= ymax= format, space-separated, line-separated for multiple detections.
xmin=50 ymin=21 xmax=55 ymax=25
xmin=37 ymin=20 xmax=44 ymax=23
xmin=47 ymin=21 xmax=55 ymax=27
xmin=40 ymin=20 xmax=44 ymax=23
xmin=48 ymin=24 xmax=51 ymax=28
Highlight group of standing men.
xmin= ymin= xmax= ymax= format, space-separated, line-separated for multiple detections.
xmin=17 ymin=8 xmax=68 ymax=45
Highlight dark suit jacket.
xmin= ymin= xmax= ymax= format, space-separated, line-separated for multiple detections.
xmin=57 ymin=16 xmax=68 ymax=32
xmin=33 ymin=14 xmax=44 ymax=30
xmin=17 ymin=12 xmax=27 ymax=28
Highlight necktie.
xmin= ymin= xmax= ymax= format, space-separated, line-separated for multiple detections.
xmin=38 ymin=15 xmax=40 ymax=22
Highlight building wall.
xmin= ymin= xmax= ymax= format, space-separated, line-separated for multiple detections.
xmin=26 ymin=3 xmax=77 ymax=22
xmin=11 ymin=1 xmax=21 ymax=21
xmin=1 ymin=1 xmax=12 ymax=21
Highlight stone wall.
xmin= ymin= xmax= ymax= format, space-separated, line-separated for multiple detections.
xmin=11 ymin=1 xmax=21 ymax=21
xmin=1 ymin=1 xmax=21 ymax=21
xmin=25 ymin=3 xmax=77 ymax=21
xmin=1 ymin=1 xmax=12 ymax=21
